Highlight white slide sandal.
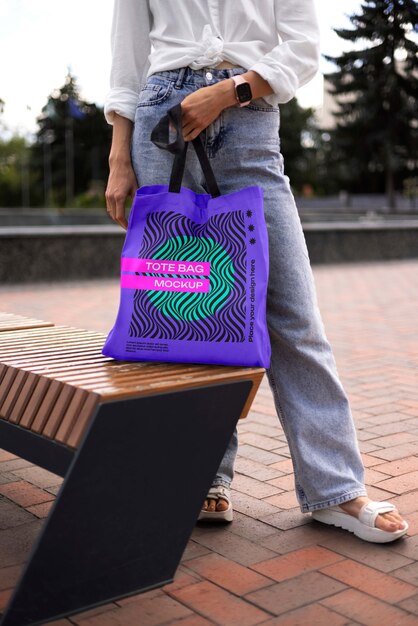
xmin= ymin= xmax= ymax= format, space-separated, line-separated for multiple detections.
xmin=197 ymin=485 xmax=233 ymax=523
xmin=311 ymin=500 xmax=409 ymax=543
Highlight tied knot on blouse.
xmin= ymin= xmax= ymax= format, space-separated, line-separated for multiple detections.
xmin=189 ymin=24 xmax=224 ymax=69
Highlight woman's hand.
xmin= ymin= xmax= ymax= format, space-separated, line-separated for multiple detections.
xmin=180 ymin=70 xmax=274 ymax=141
xmin=105 ymin=159 xmax=137 ymax=230
xmin=180 ymin=79 xmax=236 ymax=141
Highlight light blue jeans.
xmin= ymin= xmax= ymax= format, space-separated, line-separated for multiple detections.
xmin=131 ymin=65 xmax=368 ymax=513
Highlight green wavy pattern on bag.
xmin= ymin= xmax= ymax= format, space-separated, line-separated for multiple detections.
xmin=147 ymin=235 xmax=234 ymax=321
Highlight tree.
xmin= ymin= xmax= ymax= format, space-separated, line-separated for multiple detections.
xmin=323 ymin=0 xmax=418 ymax=209
xmin=279 ymin=98 xmax=320 ymax=194
xmin=31 ymin=72 xmax=112 ymax=207
xmin=0 ymin=135 xmax=30 ymax=207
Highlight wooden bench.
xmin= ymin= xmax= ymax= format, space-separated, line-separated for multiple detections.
xmin=0 ymin=312 xmax=264 ymax=626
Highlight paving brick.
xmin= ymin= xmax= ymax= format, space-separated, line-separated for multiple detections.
xmin=245 ymin=571 xmax=347 ymax=616
xmin=268 ymin=458 xmax=294 ymax=474
xmin=392 ymin=561 xmax=418 ymax=586
xmin=398 ymin=593 xmax=418 ymax=616
xmin=234 ymin=457 xmax=284 ymax=481
xmin=364 ymin=466 xmax=393 ymax=484
xmin=233 ymin=473 xmax=282 ymax=499
xmin=189 ymin=527 xmax=278 ymax=567
xmin=265 ymin=474 xmax=296 ymax=492
xmin=160 ymin=567 xmax=202 ymax=594
xmin=259 ymin=602 xmax=349 ymax=625
xmin=69 ymin=603 xmax=119 ymax=621
xmin=0 ymin=564 xmax=22 ymax=591
xmin=260 ymin=522 xmax=341 ymax=554
xmin=237 ymin=444 xmax=287 ymax=466
xmin=389 ymin=534 xmax=418 ymax=560
xmin=184 ymin=553 xmax=273 ymax=594
xmin=251 ymin=546 xmax=344 ymax=582
xmin=170 ymin=580 xmax=270 ymax=625
xmin=239 ymin=432 xmax=282 ymax=451
xmin=26 ymin=501 xmax=55 ymax=518
xmin=0 ymin=498 xmax=34 ymax=530
xmin=374 ymin=470 xmax=418 ymax=494
xmin=368 ymin=442 xmax=418 ymax=461
xmin=364 ymin=484 xmax=397 ymax=501
xmin=373 ymin=456 xmax=418 ymax=476
xmin=0 ymin=459 xmax=33 ymax=472
xmin=226 ymin=511 xmax=278 ymax=543
xmin=0 ymin=588 xmax=12 ymax=611
xmin=0 ymin=451 xmax=16 ymax=462
xmin=11 ymin=466 xmax=62 ymax=490
xmin=162 ymin=616 xmax=214 ymax=626
xmin=320 ymin=558 xmax=417 ymax=603
xmin=318 ymin=532 xmax=414 ymax=572
xmin=229 ymin=490 xmax=279 ymax=519
xmin=180 ymin=539 xmax=211 ymax=562
xmin=263 ymin=491 xmax=300 ymax=510
xmin=250 ymin=403 xmax=277 ymax=417
xmin=260 ymin=508 xmax=311 ymax=531
xmin=0 ymin=482 xmax=54 ymax=508
xmin=0 ymin=520 xmax=42 ymax=567
xmin=72 ymin=593 xmax=192 ymax=625
xmin=321 ymin=588 xmax=418 ymax=625
xmin=0 ymin=473 xmax=18 ymax=486
xmin=240 ymin=421 xmax=283 ymax=438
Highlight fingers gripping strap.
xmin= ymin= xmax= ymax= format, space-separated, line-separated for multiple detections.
xmin=150 ymin=103 xmax=221 ymax=198
xmin=358 ymin=501 xmax=395 ymax=527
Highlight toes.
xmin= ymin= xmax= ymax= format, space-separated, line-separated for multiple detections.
xmin=216 ymin=498 xmax=229 ymax=512
xmin=376 ymin=512 xmax=406 ymax=531
xmin=207 ymin=497 xmax=217 ymax=512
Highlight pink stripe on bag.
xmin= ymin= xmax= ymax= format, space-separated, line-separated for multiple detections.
xmin=121 ymin=257 xmax=210 ymax=276
xmin=121 ymin=275 xmax=210 ymax=293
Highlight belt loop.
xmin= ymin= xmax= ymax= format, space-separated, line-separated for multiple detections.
xmin=174 ymin=66 xmax=187 ymax=90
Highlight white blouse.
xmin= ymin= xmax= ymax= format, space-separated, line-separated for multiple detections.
xmin=104 ymin=0 xmax=321 ymax=124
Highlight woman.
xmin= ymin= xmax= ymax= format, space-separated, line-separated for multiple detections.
xmin=104 ymin=0 xmax=408 ymax=542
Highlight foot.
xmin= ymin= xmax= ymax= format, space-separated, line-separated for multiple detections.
xmin=202 ymin=496 xmax=229 ymax=513
xmin=338 ymin=496 xmax=406 ymax=532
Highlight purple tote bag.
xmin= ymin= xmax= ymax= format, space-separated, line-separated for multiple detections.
xmin=102 ymin=103 xmax=271 ymax=367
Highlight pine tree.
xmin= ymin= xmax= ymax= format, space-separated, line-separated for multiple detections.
xmin=323 ymin=0 xmax=418 ymax=209
xmin=31 ymin=72 xmax=111 ymax=207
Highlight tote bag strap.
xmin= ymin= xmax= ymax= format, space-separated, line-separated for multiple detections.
xmin=150 ymin=103 xmax=221 ymax=198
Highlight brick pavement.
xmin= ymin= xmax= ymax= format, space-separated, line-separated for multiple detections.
xmin=0 ymin=258 xmax=417 ymax=625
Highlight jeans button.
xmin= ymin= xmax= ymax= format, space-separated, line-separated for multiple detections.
xmin=205 ymin=71 xmax=213 ymax=80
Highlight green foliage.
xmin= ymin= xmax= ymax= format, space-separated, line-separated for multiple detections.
xmin=279 ymin=98 xmax=320 ymax=194
xmin=0 ymin=134 xmax=31 ymax=206
xmin=323 ymin=0 xmax=418 ymax=205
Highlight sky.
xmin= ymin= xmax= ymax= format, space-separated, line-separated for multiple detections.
xmin=0 ymin=0 xmax=363 ymax=137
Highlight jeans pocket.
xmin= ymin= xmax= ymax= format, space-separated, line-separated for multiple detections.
xmin=137 ymin=79 xmax=174 ymax=108
xmin=247 ymin=97 xmax=280 ymax=113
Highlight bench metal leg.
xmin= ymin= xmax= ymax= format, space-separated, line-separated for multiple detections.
xmin=1 ymin=380 xmax=252 ymax=626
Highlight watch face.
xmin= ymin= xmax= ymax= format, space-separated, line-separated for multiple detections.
xmin=237 ymin=81 xmax=252 ymax=103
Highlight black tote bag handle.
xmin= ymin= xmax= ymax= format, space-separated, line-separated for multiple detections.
xmin=150 ymin=103 xmax=221 ymax=198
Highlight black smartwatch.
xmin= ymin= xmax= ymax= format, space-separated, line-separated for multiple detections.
xmin=231 ymin=75 xmax=253 ymax=107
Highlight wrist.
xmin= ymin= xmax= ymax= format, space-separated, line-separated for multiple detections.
xmin=212 ymin=78 xmax=239 ymax=110
xmin=109 ymin=153 xmax=132 ymax=167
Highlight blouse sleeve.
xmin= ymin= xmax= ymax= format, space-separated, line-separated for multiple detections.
xmin=104 ymin=0 xmax=152 ymax=124
xmin=248 ymin=0 xmax=320 ymax=107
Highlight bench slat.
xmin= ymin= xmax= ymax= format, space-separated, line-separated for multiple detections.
xmin=0 ymin=312 xmax=55 ymax=332
xmin=1 ymin=319 xmax=264 ymax=449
